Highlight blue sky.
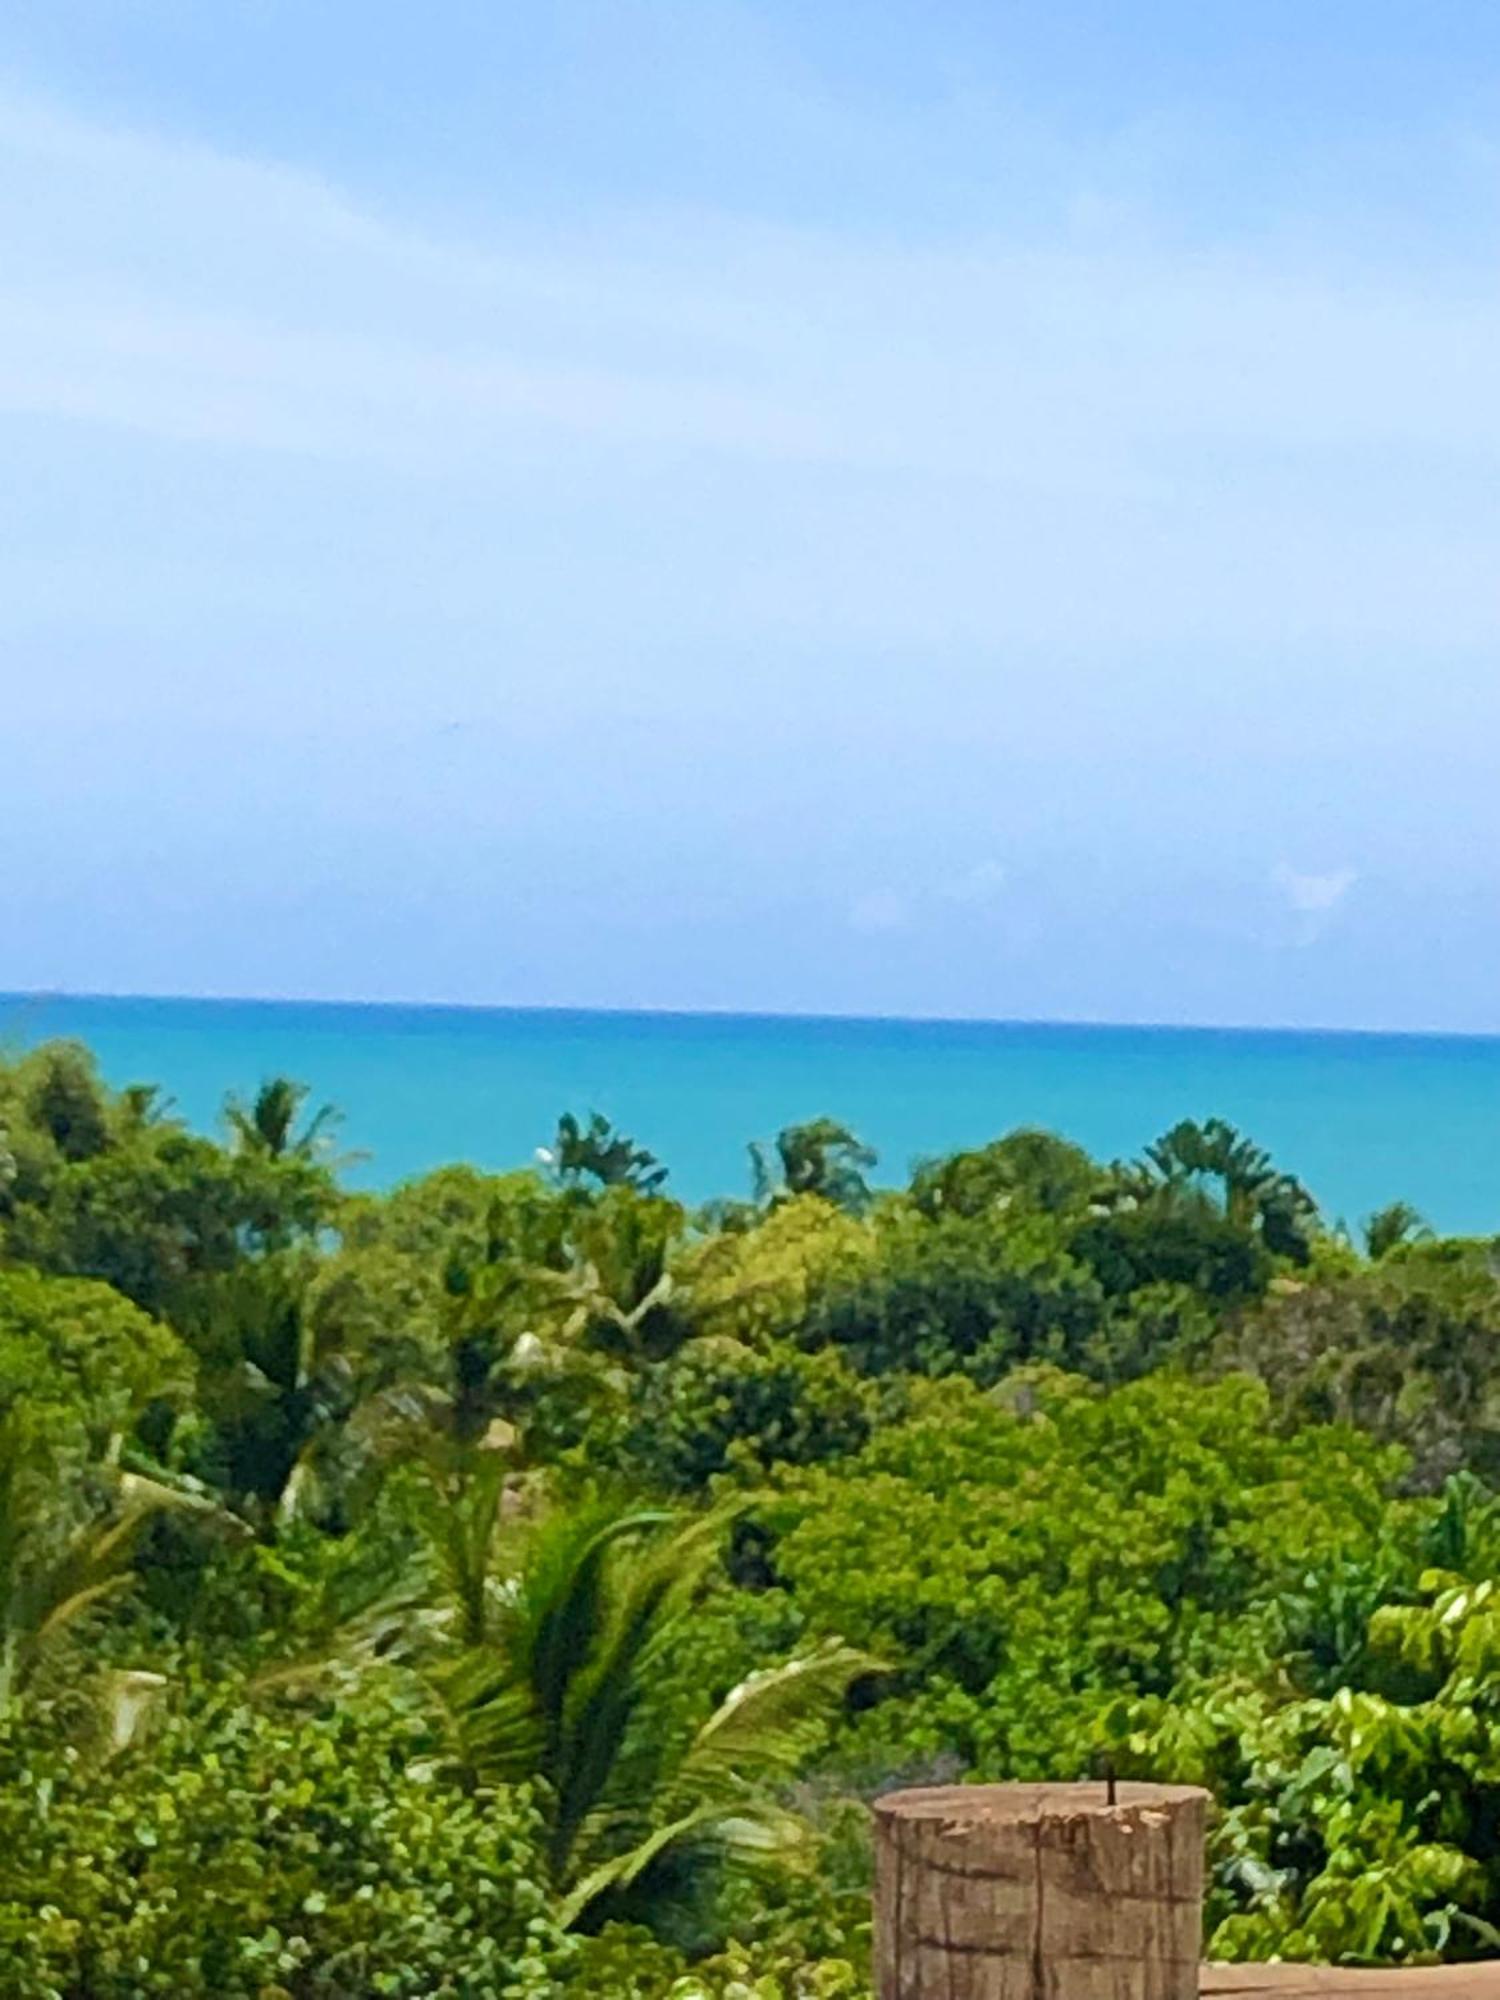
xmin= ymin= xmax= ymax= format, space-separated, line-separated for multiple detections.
xmin=3 ymin=1 xmax=1499 ymax=1030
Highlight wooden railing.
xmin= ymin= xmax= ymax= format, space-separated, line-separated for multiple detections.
xmin=1203 ymin=1974 xmax=1500 ymax=1995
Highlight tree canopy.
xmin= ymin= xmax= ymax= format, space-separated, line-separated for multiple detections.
xmin=6 ymin=1034 xmax=1500 ymax=1993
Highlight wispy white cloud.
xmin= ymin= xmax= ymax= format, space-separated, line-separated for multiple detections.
xmin=1274 ymin=864 xmax=1357 ymax=914
xmin=0 ymin=88 xmax=828 ymax=467
xmin=1271 ymin=863 xmax=1358 ymax=946
xmin=5 ymin=84 xmax=1500 ymax=565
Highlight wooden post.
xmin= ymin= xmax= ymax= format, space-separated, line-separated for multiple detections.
xmin=874 ymin=1781 xmax=1209 ymax=2000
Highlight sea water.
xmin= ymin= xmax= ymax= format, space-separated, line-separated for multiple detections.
xmin=4 ymin=992 xmax=1499 ymax=1235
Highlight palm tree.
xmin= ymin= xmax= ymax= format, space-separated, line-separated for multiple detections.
xmin=178 ymin=1255 xmax=389 ymax=1527
xmin=1138 ymin=1117 xmax=1317 ymax=1260
xmin=423 ymin=1494 xmax=874 ymax=1933
xmin=540 ymin=1185 xmax=685 ymax=1365
xmin=1363 ymin=1200 xmax=1432 ymax=1262
xmin=427 ymin=1181 xmax=690 ymax=1465
xmin=225 ymin=1077 xmax=341 ymax=1162
xmin=540 ymin=1112 xmax=668 ymax=1195
xmin=750 ymin=1119 xmax=876 ymax=1215
xmin=118 ymin=1082 xmax=174 ymax=1133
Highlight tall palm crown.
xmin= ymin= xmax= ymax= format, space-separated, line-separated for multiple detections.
xmin=225 ymin=1077 xmax=340 ymax=1162
xmin=750 ymin=1119 xmax=877 ymax=1215
xmin=423 ymin=1490 xmax=872 ymax=1933
xmin=1138 ymin=1117 xmax=1317 ymax=1259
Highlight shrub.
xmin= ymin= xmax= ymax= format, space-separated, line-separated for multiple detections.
xmin=618 ymin=1338 xmax=876 ymax=1491
xmin=0 ymin=1684 xmax=568 ymax=1999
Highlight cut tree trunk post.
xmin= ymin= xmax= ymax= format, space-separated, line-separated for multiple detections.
xmin=873 ymin=1781 xmax=1210 ymax=2000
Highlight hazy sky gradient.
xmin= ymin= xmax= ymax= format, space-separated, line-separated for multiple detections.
xmin=4 ymin=2 xmax=1500 ymax=1028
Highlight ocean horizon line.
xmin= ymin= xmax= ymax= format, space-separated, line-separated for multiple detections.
xmin=5 ymin=986 xmax=1499 ymax=1050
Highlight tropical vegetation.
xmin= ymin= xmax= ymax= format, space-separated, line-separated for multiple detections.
xmin=6 ymin=1034 xmax=1500 ymax=1991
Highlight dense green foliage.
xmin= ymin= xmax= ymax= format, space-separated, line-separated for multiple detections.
xmin=8 ymin=1039 xmax=1500 ymax=1990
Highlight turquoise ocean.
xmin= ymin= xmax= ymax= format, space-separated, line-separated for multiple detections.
xmin=4 ymin=992 xmax=1500 ymax=1234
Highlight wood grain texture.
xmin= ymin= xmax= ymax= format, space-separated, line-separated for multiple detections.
xmin=874 ymin=1782 xmax=1209 ymax=2000
xmin=1201 ymin=1970 xmax=1500 ymax=1996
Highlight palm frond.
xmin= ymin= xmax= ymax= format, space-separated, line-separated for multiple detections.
xmin=427 ymin=1499 xmax=673 ymax=1796
xmin=421 ymin=1449 xmax=512 ymax=1648
xmin=422 ymin=1643 xmax=545 ymax=1785
xmin=550 ymin=1504 xmax=750 ymax=1879
xmin=664 ymin=1639 xmax=879 ymax=1813
xmin=550 ymin=1533 xmax=695 ymax=1874
xmin=519 ymin=1504 xmax=675 ymax=1730
xmin=559 ymin=1796 xmax=820 ymax=1931
xmin=28 ymin=1574 xmax=135 ymax=1660
xmin=556 ymin=1801 xmax=727 ymax=1929
xmin=405 ymin=1484 xmax=865 ymax=1936
xmin=559 ymin=1634 xmax=874 ymax=1924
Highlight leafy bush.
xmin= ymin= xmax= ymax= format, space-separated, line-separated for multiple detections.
xmin=757 ymin=1372 xmax=1419 ymax=1777
xmin=1110 ymin=1562 xmax=1500 ymax=1964
xmin=681 ymin=1199 xmax=873 ymax=1349
xmin=803 ymin=1209 xmax=1104 ymax=1383
xmin=0 ymin=1685 xmax=569 ymax=1999
xmin=617 ymin=1338 xmax=876 ymax=1491
xmin=1217 ymin=1241 xmax=1500 ymax=1489
xmin=0 ymin=1264 xmax=190 ymax=1446
xmin=569 ymin=1928 xmax=867 ymax=1998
